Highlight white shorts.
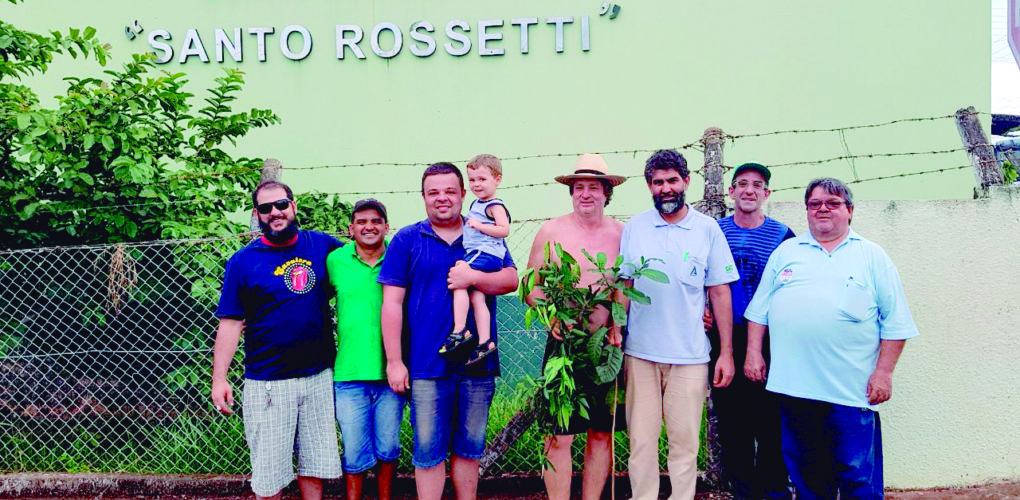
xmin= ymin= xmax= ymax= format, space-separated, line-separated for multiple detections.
xmin=242 ymin=368 xmax=341 ymax=496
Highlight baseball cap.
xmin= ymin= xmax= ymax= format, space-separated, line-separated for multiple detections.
xmin=352 ymin=198 xmax=388 ymax=222
xmin=732 ymin=162 xmax=772 ymax=184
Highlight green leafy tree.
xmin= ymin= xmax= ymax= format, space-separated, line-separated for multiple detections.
xmin=1 ymin=1 xmax=280 ymax=249
xmin=295 ymin=192 xmax=354 ymax=238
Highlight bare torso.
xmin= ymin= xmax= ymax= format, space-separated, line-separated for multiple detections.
xmin=527 ymin=212 xmax=624 ymax=330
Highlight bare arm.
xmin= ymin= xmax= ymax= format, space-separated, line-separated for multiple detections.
xmin=708 ymin=284 xmax=734 ymax=388
xmin=608 ymin=279 xmax=633 ymax=348
xmin=867 ymin=339 xmax=906 ymax=405
xmin=448 ymin=263 xmax=519 ymax=295
xmin=381 ymin=285 xmax=409 ymax=393
xmin=744 ymin=320 xmax=768 ymax=382
xmin=211 ymin=318 xmax=243 ymax=414
xmin=467 ymin=204 xmax=511 ymax=238
xmin=524 ymin=223 xmax=553 ymax=307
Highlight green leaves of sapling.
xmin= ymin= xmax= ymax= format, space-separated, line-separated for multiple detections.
xmin=522 ymin=243 xmax=668 ymax=439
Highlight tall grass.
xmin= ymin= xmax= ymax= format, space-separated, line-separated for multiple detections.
xmin=0 ymin=415 xmax=248 ymax=474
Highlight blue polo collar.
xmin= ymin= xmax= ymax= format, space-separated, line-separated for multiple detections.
xmin=416 ymin=219 xmax=464 ymax=246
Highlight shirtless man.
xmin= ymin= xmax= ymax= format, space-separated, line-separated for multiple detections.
xmin=525 ymin=153 xmax=627 ymax=500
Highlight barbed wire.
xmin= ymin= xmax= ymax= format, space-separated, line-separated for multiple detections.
xmin=23 ymin=145 xmax=979 ymax=215
xmin=18 ymin=155 xmax=977 ymax=215
xmin=283 ymin=146 xmax=702 ymax=172
xmin=150 ymin=139 xmax=977 ymax=195
xmin=0 ymin=233 xmax=263 ymax=255
xmin=725 ymin=113 xmax=957 ymax=140
xmin=149 ymin=151 xmax=681 ymax=184
xmin=162 ymin=165 xmax=261 ymax=183
xmin=3 ymin=165 xmax=981 ymax=257
xmin=25 ymin=171 xmax=706 ymax=214
xmin=769 ymin=165 xmax=973 ymax=192
xmin=767 ymin=148 xmax=965 ymax=169
xmin=8 ymin=110 xmax=989 ymax=215
xmin=91 ymin=111 xmax=980 ymax=189
xmin=156 ymin=146 xmax=967 ymax=187
xmin=160 ymin=140 xmax=968 ymax=186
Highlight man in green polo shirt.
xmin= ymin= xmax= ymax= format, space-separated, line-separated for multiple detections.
xmin=326 ymin=199 xmax=404 ymax=500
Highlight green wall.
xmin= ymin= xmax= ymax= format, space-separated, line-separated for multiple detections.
xmin=3 ymin=0 xmax=990 ymax=229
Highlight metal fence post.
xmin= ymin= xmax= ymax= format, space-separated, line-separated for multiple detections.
xmin=249 ymin=158 xmax=283 ymax=232
xmin=955 ymin=107 xmax=1003 ymax=197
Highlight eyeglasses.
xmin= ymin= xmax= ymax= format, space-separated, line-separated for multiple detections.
xmin=255 ymin=199 xmax=292 ymax=214
xmin=734 ymin=180 xmax=767 ymax=189
xmin=806 ymin=200 xmax=845 ymax=210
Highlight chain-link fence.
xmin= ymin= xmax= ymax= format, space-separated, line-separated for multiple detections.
xmin=0 ymin=220 xmax=687 ymax=476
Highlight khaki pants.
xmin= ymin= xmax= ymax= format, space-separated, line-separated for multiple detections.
xmin=625 ymin=356 xmax=709 ymax=500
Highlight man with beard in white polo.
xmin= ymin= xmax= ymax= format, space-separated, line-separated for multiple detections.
xmin=619 ymin=149 xmax=739 ymax=500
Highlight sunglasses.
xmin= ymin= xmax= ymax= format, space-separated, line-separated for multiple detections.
xmin=255 ymin=199 xmax=292 ymax=214
xmin=806 ymin=200 xmax=845 ymax=210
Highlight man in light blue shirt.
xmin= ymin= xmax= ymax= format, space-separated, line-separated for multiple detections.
xmin=620 ymin=149 xmax=739 ymax=500
xmin=744 ymin=178 xmax=918 ymax=500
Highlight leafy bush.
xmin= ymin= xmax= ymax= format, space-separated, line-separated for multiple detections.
xmin=1 ymin=3 xmax=280 ymax=249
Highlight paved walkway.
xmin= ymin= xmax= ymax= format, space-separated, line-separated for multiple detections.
xmin=2 ymin=473 xmax=1019 ymax=499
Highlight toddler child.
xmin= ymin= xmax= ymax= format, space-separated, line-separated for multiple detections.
xmin=438 ymin=154 xmax=511 ymax=366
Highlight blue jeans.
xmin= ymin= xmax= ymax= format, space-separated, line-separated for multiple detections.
xmin=334 ymin=381 xmax=406 ymax=474
xmin=408 ymin=374 xmax=495 ymax=468
xmin=779 ymin=395 xmax=884 ymax=500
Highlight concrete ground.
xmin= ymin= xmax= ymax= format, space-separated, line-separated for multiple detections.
xmin=1 ymin=473 xmax=1019 ymax=499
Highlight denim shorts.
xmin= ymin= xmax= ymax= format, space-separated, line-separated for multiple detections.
xmin=334 ymin=381 xmax=407 ymax=474
xmin=408 ymin=374 xmax=495 ymax=468
xmin=464 ymin=250 xmax=503 ymax=273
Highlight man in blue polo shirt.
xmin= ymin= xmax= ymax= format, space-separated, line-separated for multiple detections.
xmin=710 ymin=162 xmax=795 ymax=500
xmin=744 ymin=177 xmax=918 ymax=500
xmin=378 ymin=162 xmax=518 ymax=500
xmin=213 ymin=180 xmax=343 ymax=500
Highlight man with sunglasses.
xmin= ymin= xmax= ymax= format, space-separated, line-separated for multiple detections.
xmin=744 ymin=178 xmax=918 ymax=500
xmin=213 ymin=180 xmax=343 ymax=500
xmin=705 ymin=162 xmax=795 ymax=500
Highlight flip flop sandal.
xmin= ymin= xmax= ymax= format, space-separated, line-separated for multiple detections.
xmin=438 ymin=328 xmax=474 ymax=358
xmin=465 ymin=339 xmax=496 ymax=367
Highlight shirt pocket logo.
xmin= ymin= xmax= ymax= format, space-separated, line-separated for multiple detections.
xmin=677 ymin=258 xmax=705 ymax=289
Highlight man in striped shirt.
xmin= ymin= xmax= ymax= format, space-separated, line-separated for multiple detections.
xmin=710 ymin=163 xmax=795 ymax=500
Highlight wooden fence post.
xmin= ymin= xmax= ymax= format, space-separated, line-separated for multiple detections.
xmin=955 ymin=107 xmax=1003 ymax=197
xmin=695 ymin=127 xmax=727 ymax=219
xmin=249 ymin=158 xmax=283 ymax=232
xmin=691 ymin=126 xmax=726 ymax=490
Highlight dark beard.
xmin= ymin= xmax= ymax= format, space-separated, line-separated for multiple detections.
xmin=260 ymin=217 xmax=299 ymax=244
xmin=654 ymin=192 xmax=685 ymax=215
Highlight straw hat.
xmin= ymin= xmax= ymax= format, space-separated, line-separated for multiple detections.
xmin=554 ymin=153 xmax=627 ymax=186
